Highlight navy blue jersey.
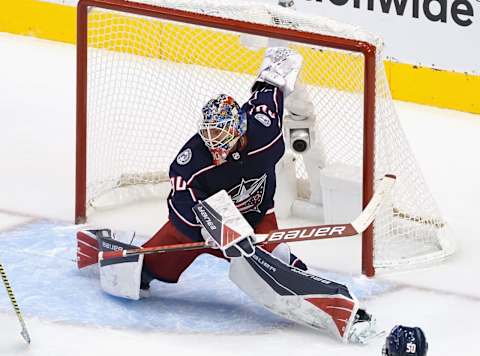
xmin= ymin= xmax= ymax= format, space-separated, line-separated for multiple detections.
xmin=168 ymin=83 xmax=285 ymax=242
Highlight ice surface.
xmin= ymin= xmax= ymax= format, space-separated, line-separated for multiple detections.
xmin=0 ymin=221 xmax=393 ymax=330
xmin=0 ymin=220 xmax=291 ymax=333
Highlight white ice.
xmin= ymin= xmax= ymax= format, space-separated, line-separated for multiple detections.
xmin=1 ymin=33 xmax=480 ymax=355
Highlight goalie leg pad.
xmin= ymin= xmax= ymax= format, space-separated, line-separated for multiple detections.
xmin=77 ymin=229 xmax=116 ymax=269
xmin=229 ymin=247 xmax=359 ymax=341
xmin=98 ymin=236 xmax=144 ymax=300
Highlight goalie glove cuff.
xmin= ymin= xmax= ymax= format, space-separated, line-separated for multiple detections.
xmin=258 ymin=70 xmax=286 ymax=90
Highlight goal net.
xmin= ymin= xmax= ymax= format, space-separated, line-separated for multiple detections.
xmin=76 ymin=0 xmax=455 ymax=275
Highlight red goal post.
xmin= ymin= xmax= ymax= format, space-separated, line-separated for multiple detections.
xmin=75 ymin=0 xmax=454 ymax=276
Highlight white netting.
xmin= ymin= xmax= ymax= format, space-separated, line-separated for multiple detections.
xmin=81 ymin=0 xmax=455 ymax=270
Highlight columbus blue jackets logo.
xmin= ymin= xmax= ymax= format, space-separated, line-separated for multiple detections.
xmin=176 ymin=148 xmax=192 ymax=165
xmin=228 ymin=174 xmax=267 ymax=214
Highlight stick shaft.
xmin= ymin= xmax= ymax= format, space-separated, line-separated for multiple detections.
xmin=99 ymin=224 xmax=355 ymax=260
xmin=0 ymin=262 xmax=31 ymax=344
xmin=100 ymin=241 xmax=207 ymax=260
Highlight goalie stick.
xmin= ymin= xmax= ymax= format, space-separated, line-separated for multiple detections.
xmin=96 ymin=174 xmax=395 ymax=262
xmin=0 ymin=261 xmax=31 ymax=344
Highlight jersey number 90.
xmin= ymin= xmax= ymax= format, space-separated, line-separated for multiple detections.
xmin=170 ymin=176 xmax=187 ymax=193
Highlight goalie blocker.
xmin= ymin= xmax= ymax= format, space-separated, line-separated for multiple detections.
xmin=192 ymin=190 xmax=256 ymax=258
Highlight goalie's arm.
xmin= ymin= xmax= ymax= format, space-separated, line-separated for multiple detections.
xmin=244 ymin=47 xmax=303 ymax=132
xmin=168 ymin=164 xmax=211 ymax=242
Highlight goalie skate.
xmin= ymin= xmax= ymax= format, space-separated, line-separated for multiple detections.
xmin=348 ymin=309 xmax=385 ymax=344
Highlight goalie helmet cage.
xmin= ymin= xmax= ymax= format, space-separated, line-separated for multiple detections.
xmin=75 ymin=0 xmax=455 ymax=276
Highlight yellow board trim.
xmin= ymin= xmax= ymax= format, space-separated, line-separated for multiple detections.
xmin=0 ymin=0 xmax=76 ymax=44
xmin=386 ymin=62 xmax=480 ymax=114
xmin=1 ymin=0 xmax=479 ymax=114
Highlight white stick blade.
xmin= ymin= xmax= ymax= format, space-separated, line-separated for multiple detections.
xmin=351 ymin=174 xmax=396 ymax=233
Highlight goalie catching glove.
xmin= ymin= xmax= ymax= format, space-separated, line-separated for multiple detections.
xmin=193 ymin=190 xmax=256 ymax=258
xmin=252 ymin=47 xmax=303 ymax=97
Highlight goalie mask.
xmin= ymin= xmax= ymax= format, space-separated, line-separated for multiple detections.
xmin=382 ymin=325 xmax=428 ymax=356
xmin=199 ymin=94 xmax=247 ymax=165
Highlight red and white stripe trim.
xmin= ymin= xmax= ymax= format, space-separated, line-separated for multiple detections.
xmin=248 ymin=91 xmax=259 ymax=116
xmin=272 ymin=87 xmax=281 ymax=128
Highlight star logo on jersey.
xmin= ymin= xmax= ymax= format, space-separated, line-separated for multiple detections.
xmin=228 ymin=174 xmax=267 ymax=214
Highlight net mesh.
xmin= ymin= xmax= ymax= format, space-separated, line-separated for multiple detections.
xmin=81 ymin=0 xmax=455 ymax=270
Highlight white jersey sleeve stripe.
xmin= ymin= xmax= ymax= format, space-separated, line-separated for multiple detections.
xmin=273 ymin=87 xmax=280 ymax=127
xmin=168 ymin=199 xmax=202 ymax=227
xmin=189 ymin=188 xmax=197 ymax=202
xmin=247 ymin=132 xmax=283 ymax=156
xmin=186 ymin=164 xmax=216 ymax=185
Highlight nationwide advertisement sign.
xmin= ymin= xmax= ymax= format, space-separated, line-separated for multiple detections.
xmin=253 ymin=0 xmax=479 ymax=74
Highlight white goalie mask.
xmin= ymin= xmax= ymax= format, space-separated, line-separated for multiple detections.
xmin=199 ymin=94 xmax=247 ymax=165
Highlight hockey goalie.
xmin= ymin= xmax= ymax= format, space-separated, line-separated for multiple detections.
xmin=77 ymin=47 xmax=379 ymax=344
